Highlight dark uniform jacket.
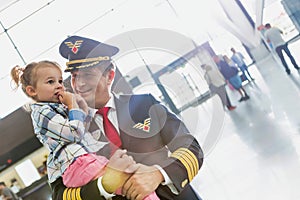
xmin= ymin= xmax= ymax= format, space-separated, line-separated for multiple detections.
xmin=50 ymin=93 xmax=204 ymax=200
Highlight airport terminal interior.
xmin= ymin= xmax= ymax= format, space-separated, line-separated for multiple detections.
xmin=1 ymin=0 xmax=300 ymax=199
xmin=192 ymin=42 xmax=300 ymax=200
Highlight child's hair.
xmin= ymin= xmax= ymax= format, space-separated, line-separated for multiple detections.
xmin=11 ymin=60 xmax=62 ymax=99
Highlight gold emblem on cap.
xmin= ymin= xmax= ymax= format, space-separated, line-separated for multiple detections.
xmin=65 ymin=40 xmax=83 ymax=54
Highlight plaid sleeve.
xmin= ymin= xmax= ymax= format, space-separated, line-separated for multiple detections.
xmin=32 ymin=105 xmax=86 ymax=144
xmin=69 ymin=109 xmax=86 ymax=122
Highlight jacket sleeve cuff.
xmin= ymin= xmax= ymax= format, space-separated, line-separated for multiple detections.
xmin=154 ymin=164 xmax=179 ymax=195
xmin=69 ymin=109 xmax=86 ymax=122
xmin=97 ymin=177 xmax=115 ymax=199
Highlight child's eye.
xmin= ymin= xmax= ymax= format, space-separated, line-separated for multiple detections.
xmin=59 ymin=79 xmax=63 ymax=84
xmin=47 ymin=80 xmax=54 ymax=84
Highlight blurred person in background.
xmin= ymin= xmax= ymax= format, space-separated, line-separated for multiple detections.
xmin=213 ymin=55 xmax=250 ymax=102
xmin=0 ymin=182 xmax=20 ymax=200
xmin=230 ymin=48 xmax=254 ymax=81
xmin=201 ymin=64 xmax=236 ymax=111
xmin=264 ymin=23 xmax=299 ymax=75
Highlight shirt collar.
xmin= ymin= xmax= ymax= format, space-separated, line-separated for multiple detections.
xmin=106 ymin=92 xmax=116 ymax=109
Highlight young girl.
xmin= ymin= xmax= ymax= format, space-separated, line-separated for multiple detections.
xmin=11 ymin=61 xmax=160 ymax=199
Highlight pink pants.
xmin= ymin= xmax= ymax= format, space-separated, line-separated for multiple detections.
xmin=62 ymin=153 xmax=159 ymax=200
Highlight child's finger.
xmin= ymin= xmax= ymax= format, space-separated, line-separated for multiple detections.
xmin=111 ymin=149 xmax=127 ymax=159
xmin=124 ymin=163 xmax=141 ymax=173
xmin=58 ymin=94 xmax=63 ymax=102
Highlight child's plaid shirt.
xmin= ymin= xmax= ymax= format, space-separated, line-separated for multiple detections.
xmin=31 ymin=102 xmax=106 ymax=183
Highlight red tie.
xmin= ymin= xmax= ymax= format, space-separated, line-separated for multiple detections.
xmin=97 ymin=107 xmax=122 ymax=156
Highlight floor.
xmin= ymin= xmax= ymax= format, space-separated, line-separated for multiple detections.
xmin=186 ymin=40 xmax=300 ymax=200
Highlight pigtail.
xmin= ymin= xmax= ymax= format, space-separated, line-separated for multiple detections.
xmin=10 ymin=65 xmax=24 ymax=90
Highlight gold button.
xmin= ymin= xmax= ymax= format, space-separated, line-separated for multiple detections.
xmin=181 ymin=179 xmax=188 ymax=188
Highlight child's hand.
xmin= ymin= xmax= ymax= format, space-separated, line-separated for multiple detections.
xmin=74 ymin=94 xmax=88 ymax=114
xmin=58 ymin=91 xmax=78 ymax=110
xmin=102 ymin=149 xmax=137 ymax=193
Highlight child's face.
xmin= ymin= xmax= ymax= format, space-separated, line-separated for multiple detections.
xmin=33 ymin=65 xmax=64 ymax=102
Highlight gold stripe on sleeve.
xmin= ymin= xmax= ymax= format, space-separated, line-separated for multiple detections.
xmin=171 ymin=152 xmax=193 ymax=181
xmin=171 ymin=148 xmax=199 ymax=181
xmin=67 ymin=188 xmax=72 ymax=200
xmin=63 ymin=188 xmax=68 ymax=200
xmin=173 ymin=150 xmax=196 ymax=178
xmin=175 ymin=148 xmax=199 ymax=177
xmin=63 ymin=186 xmax=82 ymax=200
xmin=175 ymin=148 xmax=199 ymax=174
xmin=184 ymin=148 xmax=199 ymax=172
xmin=71 ymin=188 xmax=76 ymax=200
xmin=75 ymin=188 xmax=82 ymax=200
